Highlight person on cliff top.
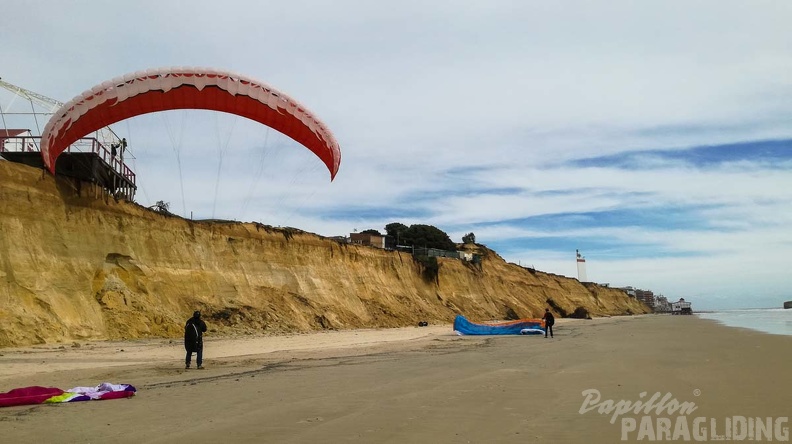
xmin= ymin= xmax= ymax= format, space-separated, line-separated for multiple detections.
xmin=119 ymin=138 xmax=127 ymax=165
xmin=184 ymin=310 xmax=207 ymax=369
xmin=542 ymin=308 xmax=555 ymax=338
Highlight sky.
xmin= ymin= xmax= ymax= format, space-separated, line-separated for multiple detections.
xmin=1 ymin=1 xmax=791 ymax=310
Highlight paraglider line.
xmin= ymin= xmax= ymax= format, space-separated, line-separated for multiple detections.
xmin=211 ymin=113 xmax=238 ymax=219
xmin=239 ymin=126 xmax=271 ymax=220
xmin=163 ymin=112 xmax=187 ymax=217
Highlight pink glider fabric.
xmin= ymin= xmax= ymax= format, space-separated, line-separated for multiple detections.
xmin=0 ymin=383 xmax=136 ymax=408
xmin=0 ymin=386 xmax=64 ymax=408
xmin=40 ymin=67 xmax=341 ymax=179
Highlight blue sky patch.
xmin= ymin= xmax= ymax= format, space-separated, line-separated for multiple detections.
xmin=488 ymin=236 xmax=707 ymax=261
xmin=467 ymin=205 xmax=720 ymax=232
xmin=570 ymin=139 xmax=792 ymax=169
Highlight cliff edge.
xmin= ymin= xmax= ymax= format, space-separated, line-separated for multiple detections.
xmin=0 ymin=161 xmax=650 ymax=347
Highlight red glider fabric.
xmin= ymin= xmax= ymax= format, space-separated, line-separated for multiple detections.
xmin=40 ymin=67 xmax=341 ymax=179
xmin=97 ymin=390 xmax=136 ymax=401
xmin=0 ymin=386 xmax=64 ymax=408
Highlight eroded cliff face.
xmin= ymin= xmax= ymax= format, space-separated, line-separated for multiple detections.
xmin=0 ymin=161 xmax=650 ymax=347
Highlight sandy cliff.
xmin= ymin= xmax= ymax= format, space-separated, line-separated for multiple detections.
xmin=0 ymin=161 xmax=650 ymax=347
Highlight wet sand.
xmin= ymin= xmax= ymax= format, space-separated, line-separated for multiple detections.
xmin=1 ymin=316 xmax=790 ymax=443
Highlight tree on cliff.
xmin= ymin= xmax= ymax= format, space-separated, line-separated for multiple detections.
xmin=152 ymin=200 xmax=170 ymax=214
xmin=386 ymin=222 xmax=457 ymax=251
xmin=385 ymin=222 xmax=408 ymax=240
xmin=462 ymin=232 xmax=476 ymax=244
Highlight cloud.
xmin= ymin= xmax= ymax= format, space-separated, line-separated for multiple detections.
xmin=2 ymin=0 xmax=792 ymax=309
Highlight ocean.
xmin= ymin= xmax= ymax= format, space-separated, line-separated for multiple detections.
xmin=696 ymin=308 xmax=792 ymax=337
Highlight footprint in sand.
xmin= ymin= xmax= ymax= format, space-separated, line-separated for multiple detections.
xmin=298 ymin=417 xmax=325 ymax=424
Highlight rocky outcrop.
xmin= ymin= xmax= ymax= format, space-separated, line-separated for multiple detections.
xmin=0 ymin=161 xmax=650 ymax=347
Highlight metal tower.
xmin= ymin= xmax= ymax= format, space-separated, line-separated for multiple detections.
xmin=0 ymin=77 xmax=121 ymax=147
xmin=576 ymin=249 xmax=588 ymax=282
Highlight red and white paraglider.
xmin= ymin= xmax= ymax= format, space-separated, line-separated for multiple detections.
xmin=40 ymin=67 xmax=341 ymax=179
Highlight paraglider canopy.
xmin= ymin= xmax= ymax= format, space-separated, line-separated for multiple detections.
xmin=40 ymin=67 xmax=341 ymax=179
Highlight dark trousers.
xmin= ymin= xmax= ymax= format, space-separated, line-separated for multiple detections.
xmin=545 ymin=324 xmax=554 ymax=337
xmin=186 ymin=346 xmax=203 ymax=367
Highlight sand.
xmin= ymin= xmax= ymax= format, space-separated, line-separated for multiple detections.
xmin=0 ymin=316 xmax=790 ymax=443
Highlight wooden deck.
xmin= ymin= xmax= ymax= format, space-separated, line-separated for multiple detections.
xmin=0 ymin=136 xmax=136 ymax=200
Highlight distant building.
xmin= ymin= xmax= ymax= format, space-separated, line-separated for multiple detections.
xmin=671 ymin=298 xmax=692 ymax=315
xmin=635 ymin=289 xmax=655 ymax=307
xmin=653 ymin=295 xmax=672 ymax=313
xmin=620 ymin=286 xmax=637 ymax=298
xmin=350 ymin=232 xmax=385 ymax=249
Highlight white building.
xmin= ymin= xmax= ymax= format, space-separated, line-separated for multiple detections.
xmin=576 ymin=249 xmax=588 ymax=282
xmin=671 ymin=298 xmax=692 ymax=315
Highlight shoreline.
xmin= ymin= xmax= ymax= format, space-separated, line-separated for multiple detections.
xmin=1 ymin=315 xmax=790 ymax=443
xmin=695 ymin=309 xmax=792 ymax=337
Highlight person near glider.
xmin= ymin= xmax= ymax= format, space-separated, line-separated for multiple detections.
xmin=542 ymin=308 xmax=555 ymax=338
xmin=184 ymin=310 xmax=207 ymax=369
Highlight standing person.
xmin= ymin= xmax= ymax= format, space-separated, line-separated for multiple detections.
xmin=184 ymin=310 xmax=207 ymax=369
xmin=542 ymin=308 xmax=555 ymax=338
xmin=119 ymin=138 xmax=127 ymax=167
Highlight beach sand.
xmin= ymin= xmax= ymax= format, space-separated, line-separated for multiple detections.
xmin=1 ymin=316 xmax=790 ymax=443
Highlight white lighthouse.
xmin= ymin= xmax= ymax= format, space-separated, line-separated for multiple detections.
xmin=576 ymin=249 xmax=588 ymax=282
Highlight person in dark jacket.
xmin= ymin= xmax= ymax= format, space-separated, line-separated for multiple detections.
xmin=184 ymin=310 xmax=207 ymax=369
xmin=542 ymin=308 xmax=555 ymax=338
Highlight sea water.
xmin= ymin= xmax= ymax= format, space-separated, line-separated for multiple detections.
xmin=696 ymin=308 xmax=792 ymax=337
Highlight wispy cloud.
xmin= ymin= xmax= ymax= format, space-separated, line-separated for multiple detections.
xmin=569 ymin=140 xmax=792 ymax=169
xmin=2 ymin=0 xmax=792 ymax=309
